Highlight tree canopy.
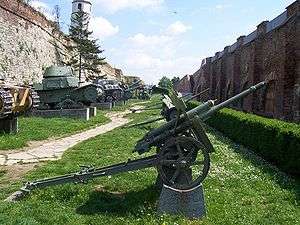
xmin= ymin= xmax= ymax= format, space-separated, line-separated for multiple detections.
xmin=68 ymin=11 xmax=106 ymax=82
xmin=158 ymin=76 xmax=173 ymax=90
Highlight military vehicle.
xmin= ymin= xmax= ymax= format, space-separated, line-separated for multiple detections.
xmin=123 ymin=80 xmax=143 ymax=101
xmin=0 ymin=75 xmax=39 ymax=119
xmin=34 ymin=66 xmax=98 ymax=109
xmin=93 ymin=78 xmax=123 ymax=103
xmin=7 ymin=81 xmax=267 ymax=204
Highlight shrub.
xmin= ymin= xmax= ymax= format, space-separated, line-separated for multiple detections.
xmin=186 ymin=101 xmax=300 ymax=176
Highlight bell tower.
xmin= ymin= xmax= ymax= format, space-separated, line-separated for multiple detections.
xmin=71 ymin=0 xmax=92 ymax=27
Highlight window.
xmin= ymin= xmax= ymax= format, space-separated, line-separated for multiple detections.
xmin=78 ymin=3 xmax=82 ymax=11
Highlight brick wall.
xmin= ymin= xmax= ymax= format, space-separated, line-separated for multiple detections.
xmin=177 ymin=0 xmax=300 ymax=123
xmin=175 ymin=75 xmax=193 ymax=94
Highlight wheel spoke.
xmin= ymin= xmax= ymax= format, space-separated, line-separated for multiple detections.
xmin=170 ymin=169 xmax=180 ymax=184
xmin=182 ymin=170 xmax=191 ymax=184
xmin=176 ymin=142 xmax=183 ymax=158
xmin=186 ymin=148 xmax=196 ymax=159
xmin=160 ymin=159 xmax=177 ymax=167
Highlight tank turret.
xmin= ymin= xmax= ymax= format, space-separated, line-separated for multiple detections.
xmin=34 ymin=66 xmax=98 ymax=109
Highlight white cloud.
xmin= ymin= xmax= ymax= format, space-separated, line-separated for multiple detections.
xmin=94 ymin=0 xmax=164 ymax=13
xmin=166 ymin=21 xmax=192 ymax=36
xmin=30 ymin=1 xmax=55 ymax=21
xmin=121 ymin=20 xmax=195 ymax=83
xmin=215 ymin=4 xmax=232 ymax=11
xmin=89 ymin=16 xmax=119 ymax=40
xmin=129 ymin=33 xmax=172 ymax=47
xmin=124 ymin=52 xmax=201 ymax=83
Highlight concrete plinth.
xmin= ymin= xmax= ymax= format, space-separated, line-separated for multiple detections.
xmin=29 ymin=108 xmax=90 ymax=121
xmin=158 ymin=185 xmax=206 ymax=219
xmin=91 ymin=102 xmax=112 ymax=110
xmin=114 ymin=101 xmax=125 ymax=106
xmin=89 ymin=107 xmax=97 ymax=118
xmin=0 ymin=117 xmax=18 ymax=134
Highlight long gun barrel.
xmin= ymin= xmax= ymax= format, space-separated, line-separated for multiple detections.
xmin=185 ymin=88 xmax=210 ymax=103
xmin=135 ymin=81 xmax=267 ymax=154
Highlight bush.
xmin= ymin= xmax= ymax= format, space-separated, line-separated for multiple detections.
xmin=186 ymin=101 xmax=300 ymax=176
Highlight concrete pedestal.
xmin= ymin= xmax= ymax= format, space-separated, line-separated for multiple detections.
xmin=29 ymin=108 xmax=90 ymax=121
xmin=158 ymin=185 xmax=206 ymax=219
xmin=0 ymin=117 xmax=18 ymax=134
xmin=114 ymin=101 xmax=125 ymax=106
xmin=89 ymin=107 xmax=97 ymax=118
xmin=91 ymin=102 xmax=112 ymax=110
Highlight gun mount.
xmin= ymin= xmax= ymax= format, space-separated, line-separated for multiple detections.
xmin=0 ymin=77 xmax=40 ymax=119
xmin=93 ymin=79 xmax=123 ymax=103
xmin=7 ymin=81 xmax=267 ymax=202
xmin=123 ymin=80 xmax=143 ymax=101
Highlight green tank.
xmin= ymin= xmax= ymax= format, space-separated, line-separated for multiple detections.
xmin=34 ymin=66 xmax=98 ymax=109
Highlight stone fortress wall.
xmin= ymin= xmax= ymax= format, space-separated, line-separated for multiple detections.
xmin=0 ymin=0 xmax=126 ymax=84
xmin=176 ymin=1 xmax=300 ymax=122
xmin=0 ymin=0 xmax=73 ymax=84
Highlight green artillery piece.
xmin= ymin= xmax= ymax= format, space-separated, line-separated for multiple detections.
xmin=130 ymin=88 xmax=209 ymax=124
xmin=123 ymin=80 xmax=143 ymax=101
xmin=7 ymin=81 xmax=267 ymax=217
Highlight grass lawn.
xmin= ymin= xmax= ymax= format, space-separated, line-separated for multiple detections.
xmin=0 ymin=99 xmax=144 ymax=151
xmin=0 ymin=102 xmax=299 ymax=224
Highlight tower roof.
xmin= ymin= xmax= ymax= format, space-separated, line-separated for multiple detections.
xmin=72 ymin=0 xmax=92 ymax=5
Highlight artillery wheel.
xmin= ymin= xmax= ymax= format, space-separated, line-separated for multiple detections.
xmin=157 ymin=136 xmax=210 ymax=190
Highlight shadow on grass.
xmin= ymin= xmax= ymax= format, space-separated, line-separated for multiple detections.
xmin=76 ymin=185 xmax=159 ymax=216
xmin=209 ymin=126 xmax=300 ymax=204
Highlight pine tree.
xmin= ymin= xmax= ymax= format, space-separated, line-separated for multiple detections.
xmin=68 ymin=11 xmax=106 ymax=83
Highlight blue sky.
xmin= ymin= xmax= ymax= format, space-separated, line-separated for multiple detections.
xmin=30 ymin=0 xmax=295 ymax=84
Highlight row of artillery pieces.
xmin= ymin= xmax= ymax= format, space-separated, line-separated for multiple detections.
xmin=0 ymin=66 xmax=151 ymax=134
xmin=5 ymin=80 xmax=268 ymax=219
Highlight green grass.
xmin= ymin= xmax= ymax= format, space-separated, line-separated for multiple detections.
xmin=0 ymin=99 xmax=145 ymax=151
xmin=0 ymin=102 xmax=299 ymax=224
xmin=0 ymin=111 xmax=110 ymax=151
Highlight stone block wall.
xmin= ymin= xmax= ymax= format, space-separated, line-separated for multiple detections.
xmin=177 ymin=0 xmax=300 ymax=122
xmin=0 ymin=0 xmax=73 ymax=84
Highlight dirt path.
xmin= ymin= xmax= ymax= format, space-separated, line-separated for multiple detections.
xmin=0 ymin=109 xmax=134 ymax=166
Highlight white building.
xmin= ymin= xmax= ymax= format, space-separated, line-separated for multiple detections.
xmin=71 ymin=0 xmax=92 ymax=28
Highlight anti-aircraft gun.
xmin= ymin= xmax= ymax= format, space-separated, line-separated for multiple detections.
xmin=0 ymin=75 xmax=40 ymax=119
xmin=123 ymin=80 xmax=143 ymax=101
xmin=93 ymin=78 xmax=123 ymax=103
xmin=0 ymin=74 xmax=40 ymax=133
xmin=34 ymin=66 xmax=98 ymax=109
xmin=130 ymin=87 xmax=209 ymax=125
xmin=7 ymin=81 xmax=266 ymax=203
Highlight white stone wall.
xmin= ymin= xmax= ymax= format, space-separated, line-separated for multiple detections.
xmin=0 ymin=6 xmax=71 ymax=85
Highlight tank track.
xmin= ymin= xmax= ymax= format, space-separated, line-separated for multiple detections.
xmin=0 ymin=89 xmax=13 ymax=118
xmin=30 ymin=90 xmax=40 ymax=110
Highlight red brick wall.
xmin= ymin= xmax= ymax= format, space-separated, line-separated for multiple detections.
xmin=183 ymin=1 xmax=300 ymax=123
xmin=176 ymin=75 xmax=192 ymax=94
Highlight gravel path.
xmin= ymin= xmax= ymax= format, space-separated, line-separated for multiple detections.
xmin=0 ymin=110 xmax=132 ymax=166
